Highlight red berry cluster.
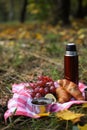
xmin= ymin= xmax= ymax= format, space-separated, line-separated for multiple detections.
xmin=29 ymin=76 xmax=56 ymax=98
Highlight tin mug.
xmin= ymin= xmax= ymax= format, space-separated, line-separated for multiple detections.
xmin=31 ymin=97 xmax=54 ymax=114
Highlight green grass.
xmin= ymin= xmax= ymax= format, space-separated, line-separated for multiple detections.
xmin=0 ymin=22 xmax=87 ymax=130
xmin=4 ymin=114 xmax=73 ymax=130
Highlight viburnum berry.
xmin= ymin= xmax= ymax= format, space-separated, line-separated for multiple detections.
xmin=29 ymin=75 xmax=56 ymax=98
xmin=34 ymin=87 xmax=40 ymax=94
xmin=35 ymin=93 xmax=41 ymax=98
xmin=44 ymin=87 xmax=49 ymax=95
xmin=39 ymin=87 xmax=45 ymax=95
xmin=50 ymin=86 xmax=56 ymax=93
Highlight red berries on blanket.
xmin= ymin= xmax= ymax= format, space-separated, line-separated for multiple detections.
xmin=29 ymin=76 xmax=56 ymax=98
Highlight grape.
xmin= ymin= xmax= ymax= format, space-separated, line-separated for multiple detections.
xmin=46 ymin=81 xmax=54 ymax=87
xmin=34 ymin=87 xmax=40 ymax=94
xmin=50 ymin=86 xmax=56 ymax=93
xmin=35 ymin=93 xmax=41 ymax=98
xmin=29 ymin=76 xmax=56 ymax=98
xmin=44 ymin=87 xmax=49 ymax=94
xmin=38 ymin=76 xmax=53 ymax=82
xmin=39 ymin=87 xmax=45 ymax=95
xmin=36 ymin=81 xmax=43 ymax=86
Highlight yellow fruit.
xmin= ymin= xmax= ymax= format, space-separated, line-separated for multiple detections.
xmin=45 ymin=93 xmax=56 ymax=102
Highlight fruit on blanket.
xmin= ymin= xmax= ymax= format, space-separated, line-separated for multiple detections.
xmin=45 ymin=93 xmax=57 ymax=102
xmin=38 ymin=76 xmax=53 ymax=83
xmin=58 ymin=79 xmax=84 ymax=100
xmin=29 ymin=76 xmax=56 ymax=98
xmin=50 ymin=86 xmax=56 ymax=93
xmin=35 ymin=93 xmax=42 ymax=98
xmin=56 ymin=86 xmax=72 ymax=103
xmin=44 ymin=87 xmax=49 ymax=94
xmin=39 ymin=87 xmax=45 ymax=95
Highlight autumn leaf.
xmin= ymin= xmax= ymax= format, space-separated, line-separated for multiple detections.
xmin=78 ymin=124 xmax=87 ymax=130
xmin=27 ymin=3 xmax=40 ymax=14
xmin=18 ymin=31 xmax=30 ymax=39
xmin=35 ymin=33 xmax=43 ymax=40
xmin=78 ymin=34 xmax=85 ymax=39
xmin=35 ymin=33 xmax=44 ymax=43
xmin=37 ymin=112 xmax=50 ymax=117
xmin=82 ymin=103 xmax=87 ymax=108
xmin=31 ymin=9 xmax=40 ymax=14
xmin=56 ymin=110 xmax=85 ymax=121
xmin=60 ymin=31 xmax=66 ymax=36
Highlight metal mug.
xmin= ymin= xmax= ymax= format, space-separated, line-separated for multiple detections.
xmin=31 ymin=97 xmax=53 ymax=114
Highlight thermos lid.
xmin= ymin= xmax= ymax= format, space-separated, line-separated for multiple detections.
xmin=66 ymin=43 xmax=76 ymax=51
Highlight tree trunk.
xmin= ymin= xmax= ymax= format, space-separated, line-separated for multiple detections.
xmin=61 ymin=0 xmax=71 ymax=25
xmin=77 ymin=0 xmax=83 ymax=18
xmin=9 ymin=0 xmax=14 ymax=21
xmin=20 ymin=0 xmax=28 ymax=23
xmin=51 ymin=0 xmax=62 ymax=25
xmin=51 ymin=0 xmax=71 ymax=26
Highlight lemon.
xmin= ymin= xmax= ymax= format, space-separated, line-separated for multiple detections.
xmin=45 ymin=93 xmax=57 ymax=102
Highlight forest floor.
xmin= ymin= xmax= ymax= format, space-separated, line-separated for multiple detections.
xmin=0 ymin=20 xmax=87 ymax=130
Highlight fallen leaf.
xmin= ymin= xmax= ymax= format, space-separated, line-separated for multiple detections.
xmin=72 ymin=117 xmax=80 ymax=124
xmin=35 ymin=33 xmax=43 ymax=40
xmin=78 ymin=34 xmax=85 ymax=39
xmin=77 ymin=29 xmax=84 ymax=34
xmin=56 ymin=110 xmax=84 ymax=121
xmin=78 ymin=124 xmax=87 ymax=130
xmin=31 ymin=9 xmax=40 ymax=14
xmin=37 ymin=112 xmax=50 ymax=117
xmin=82 ymin=103 xmax=87 ymax=108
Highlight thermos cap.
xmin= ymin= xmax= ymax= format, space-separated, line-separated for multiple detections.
xmin=66 ymin=43 xmax=76 ymax=51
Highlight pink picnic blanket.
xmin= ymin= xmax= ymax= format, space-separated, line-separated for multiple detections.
xmin=4 ymin=82 xmax=87 ymax=120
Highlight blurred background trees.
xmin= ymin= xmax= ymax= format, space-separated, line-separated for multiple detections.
xmin=0 ymin=0 xmax=87 ymax=25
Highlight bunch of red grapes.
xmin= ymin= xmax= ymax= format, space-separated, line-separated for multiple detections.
xmin=29 ymin=76 xmax=56 ymax=98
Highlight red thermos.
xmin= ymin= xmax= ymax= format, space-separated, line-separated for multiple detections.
xmin=64 ymin=43 xmax=79 ymax=85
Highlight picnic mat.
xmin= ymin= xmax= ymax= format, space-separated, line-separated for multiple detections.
xmin=4 ymin=82 xmax=87 ymax=120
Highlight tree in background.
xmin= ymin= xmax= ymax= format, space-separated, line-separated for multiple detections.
xmin=61 ymin=0 xmax=71 ymax=25
xmin=0 ymin=0 xmax=87 ymax=24
xmin=50 ymin=0 xmax=62 ymax=25
xmin=9 ymin=0 xmax=14 ymax=21
xmin=20 ymin=0 xmax=28 ymax=23
xmin=0 ymin=0 xmax=8 ymax=21
xmin=76 ymin=0 xmax=87 ymax=18
xmin=76 ymin=0 xmax=83 ymax=18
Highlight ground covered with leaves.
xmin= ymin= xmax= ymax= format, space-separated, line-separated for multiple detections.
xmin=0 ymin=20 xmax=87 ymax=130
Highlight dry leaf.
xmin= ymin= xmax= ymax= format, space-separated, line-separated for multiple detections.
xmin=37 ymin=112 xmax=50 ymax=117
xmin=82 ymin=103 xmax=87 ymax=108
xmin=78 ymin=34 xmax=85 ymax=39
xmin=77 ymin=29 xmax=84 ymax=34
xmin=56 ymin=110 xmax=84 ymax=121
xmin=72 ymin=117 xmax=80 ymax=124
xmin=60 ymin=31 xmax=66 ymax=36
xmin=31 ymin=9 xmax=40 ymax=14
xmin=35 ymin=33 xmax=43 ymax=40
xmin=78 ymin=124 xmax=87 ymax=130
